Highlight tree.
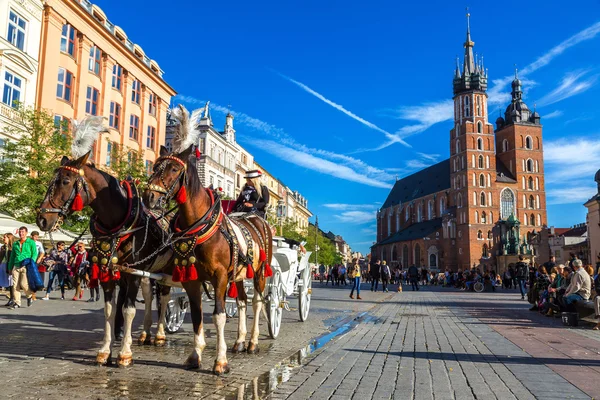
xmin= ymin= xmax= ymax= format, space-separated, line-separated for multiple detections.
xmin=305 ymin=225 xmax=341 ymax=266
xmin=0 ymin=107 xmax=78 ymax=226
xmin=106 ymin=140 xmax=147 ymax=181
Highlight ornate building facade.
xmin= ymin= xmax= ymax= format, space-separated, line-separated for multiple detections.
xmin=373 ymin=16 xmax=547 ymax=271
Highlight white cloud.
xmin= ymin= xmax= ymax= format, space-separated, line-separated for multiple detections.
xmin=544 ymin=136 xmax=600 ymax=183
xmin=546 ymin=186 xmax=597 ymax=205
xmin=334 ymin=210 xmax=376 ymax=224
xmin=537 ymin=70 xmax=598 ymax=106
xmin=323 ymin=203 xmax=379 ymax=211
xmin=544 ymin=110 xmax=563 ymax=119
xmin=361 ymin=227 xmax=377 ymax=235
xmin=277 ymin=73 xmax=410 ymax=148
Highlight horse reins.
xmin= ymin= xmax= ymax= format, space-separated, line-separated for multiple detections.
xmin=39 ymin=165 xmax=89 ymax=220
xmin=146 ymin=155 xmax=187 ymax=208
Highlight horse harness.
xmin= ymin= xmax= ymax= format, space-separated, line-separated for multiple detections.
xmin=39 ymin=165 xmax=89 ymax=221
xmin=147 ymin=155 xmax=187 ymax=208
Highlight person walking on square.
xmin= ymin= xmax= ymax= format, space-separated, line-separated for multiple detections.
xmin=8 ymin=226 xmax=38 ymax=309
xmin=70 ymin=241 xmax=88 ymax=301
xmin=42 ymin=241 xmax=70 ymax=300
xmin=319 ymin=264 xmax=325 ymax=283
xmin=515 ymin=256 xmax=528 ymax=300
xmin=1 ymin=233 xmax=15 ymax=305
xmin=370 ymin=259 xmax=381 ymax=292
xmin=326 ymin=265 xmax=334 ymax=285
xmin=381 ymin=261 xmax=391 ymax=292
xmin=408 ymin=264 xmax=420 ymax=291
xmin=349 ymin=258 xmax=362 ymax=300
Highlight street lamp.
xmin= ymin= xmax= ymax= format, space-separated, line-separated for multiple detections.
xmin=276 ymin=199 xmax=285 ymax=236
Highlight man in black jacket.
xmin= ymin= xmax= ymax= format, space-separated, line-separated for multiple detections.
xmin=408 ymin=264 xmax=420 ymax=291
xmin=515 ymin=256 xmax=528 ymax=300
xmin=370 ymin=260 xmax=380 ymax=292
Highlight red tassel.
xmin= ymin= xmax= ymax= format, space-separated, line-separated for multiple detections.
xmin=71 ymin=192 xmax=83 ymax=211
xmin=187 ymin=265 xmax=198 ymax=281
xmin=172 ymin=265 xmax=183 ymax=282
xmin=259 ymin=249 xmax=267 ymax=262
xmin=246 ymin=264 xmax=254 ymax=279
xmin=175 ymin=186 xmax=187 ymax=204
xmin=195 ymin=148 xmax=201 ymax=159
xmin=90 ymin=263 xmax=99 ymax=280
xmin=99 ymin=268 xmax=110 ymax=283
xmin=227 ymin=282 xmax=238 ymax=298
xmin=112 ymin=270 xmax=120 ymax=281
xmin=264 ymin=263 xmax=273 ymax=277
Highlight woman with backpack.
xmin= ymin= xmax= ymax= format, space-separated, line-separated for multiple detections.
xmin=381 ymin=261 xmax=391 ymax=293
xmin=349 ymin=258 xmax=362 ymax=300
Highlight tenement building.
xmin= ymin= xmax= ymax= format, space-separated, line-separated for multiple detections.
xmin=36 ymin=0 xmax=175 ymax=170
xmin=373 ymin=16 xmax=547 ymax=271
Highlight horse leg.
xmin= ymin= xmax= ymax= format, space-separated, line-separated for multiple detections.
xmin=155 ymin=284 xmax=170 ymax=346
xmin=96 ymin=281 xmax=116 ymax=366
xmin=117 ymin=276 xmax=140 ymax=367
xmin=232 ymin=281 xmax=247 ymax=353
xmin=182 ymin=281 xmax=204 ymax=369
xmin=138 ymin=277 xmax=153 ymax=345
xmin=213 ymin=275 xmax=230 ymax=375
xmin=248 ymin=274 xmax=265 ymax=354
xmin=114 ymin=281 xmax=126 ymax=341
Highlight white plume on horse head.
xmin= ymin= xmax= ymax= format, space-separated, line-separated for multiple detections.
xmin=171 ymin=104 xmax=202 ymax=154
xmin=71 ymin=116 xmax=107 ymax=159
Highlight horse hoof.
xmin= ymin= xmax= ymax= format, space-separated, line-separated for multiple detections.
xmin=96 ymin=351 xmax=112 ymax=366
xmin=213 ymin=361 xmax=230 ymax=375
xmin=184 ymin=356 xmax=200 ymax=370
xmin=138 ymin=333 xmax=152 ymax=346
xmin=117 ymin=354 xmax=133 ymax=368
xmin=247 ymin=343 xmax=260 ymax=354
xmin=154 ymin=336 xmax=166 ymax=346
xmin=232 ymin=342 xmax=246 ymax=353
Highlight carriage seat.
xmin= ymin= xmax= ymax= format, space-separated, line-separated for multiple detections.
xmin=273 ymin=252 xmax=291 ymax=273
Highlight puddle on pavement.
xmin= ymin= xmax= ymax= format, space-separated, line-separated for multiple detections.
xmin=229 ymin=312 xmax=369 ymax=399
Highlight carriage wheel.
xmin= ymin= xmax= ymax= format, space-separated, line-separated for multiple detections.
xmin=165 ymin=296 xmax=189 ymax=334
xmin=267 ymin=271 xmax=282 ymax=339
xmin=298 ymin=266 xmax=312 ymax=322
xmin=474 ymin=282 xmax=484 ymax=293
xmin=225 ymin=300 xmax=238 ymax=318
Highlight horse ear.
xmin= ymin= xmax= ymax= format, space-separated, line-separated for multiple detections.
xmin=159 ymin=145 xmax=169 ymax=157
xmin=60 ymin=156 xmax=70 ymax=166
xmin=74 ymin=151 xmax=90 ymax=167
xmin=178 ymin=144 xmax=194 ymax=161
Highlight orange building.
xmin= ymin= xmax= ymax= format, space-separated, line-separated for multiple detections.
xmin=36 ymin=0 xmax=175 ymax=170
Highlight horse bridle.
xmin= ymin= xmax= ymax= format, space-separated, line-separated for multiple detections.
xmin=146 ymin=155 xmax=187 ymax=208
xmin=39 ymin=165 xmax=89 ymax=220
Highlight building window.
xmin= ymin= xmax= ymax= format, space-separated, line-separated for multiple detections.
xmin=2 ymin=71 xmax=22 ymax=108
xmin=417 ymin=204 xmax=423 ymax=222
xmin=487 ymin=230 xmax=492 ymax=239
xmin=476 ymin=97 xmax=481 ymax=116
xmin=529 ymin=195 xmax=535 ymax=209
xmin=526 ymin=159 xmax=534 ymax=172
xmin=500 ymin=188 xmax=515 ymax=219
xmin=481 ymin=211 xmax=487 ymax=224
xmin=105 ymin=141 xmax=112 ymax=166
xmin=129 ymin=115 xmax=139 ymax=140
xmin=112 ymin=65 xmax=122 ymax=91
xmin=477 ymin=137 xmax=483 ymax=150
xmin=477 ymin=230 xmax=483 ymax=239
xmin=478 ymin=155 xmax=484 ymax=168
xmin=427 ymin=200 xmax=433 ymax=220
xmin=482 ymin=244 xmax=489 ymax=258
xmin=429 ymin=253 xmax=437 ymax=268
xmin=464 ymin=96 xmax=470 ymax=117
xmin=405 ymin=207 xmax=409 ymax=221
xmin=525 ymin=136 xmax=533 ymax=149
xmin=480 ymin=192 xmax=486 ymax=206
xmin=457 ymin=193 xmax=463 ymax=208
xmin=148 ymin=92 xmax=157 ymax=115
xmin=85 ymin=86 xmax=99 ymax=115
xmin=537 ymin=214 xmax=542 ymax=226
xmin=89 ymin=45 xmax=102 ymax=75
xmin=60 ymin=24 xmax=76 ymax=56
xmin=146 ymin=126 xmax=155 ymax=149
xmin=502 ymin=139 xmax=508 ymax=152
xmin=477 ymin=121 xmax=482 ymax=133
xmin=56 ymin=68 xmax=73 ymax=102
xmin=528 ymin=176 xmax=534 ymax=190
xmin=53 ymin=115 xmax=69 ymax=134
xmin=146 ymin=160 xmax=153 ymax=175
xmin=131 ymin=80 xmax=141 ymax=104
xmin=109 ymin=102 xmax=121 ymax=129
xmin=7 ymin=11 xmax=26 ymax=50
xmin=475 ymin=211 xmax=479 ymax=223
xmin=439 ymin=197 xmax=446 ymax=215
xmin=530 ymin=213 xmax=535 ymax=226
xmin=479 ymin=174 xmax=485 ymax=187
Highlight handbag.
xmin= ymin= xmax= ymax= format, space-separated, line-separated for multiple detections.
xmin=23 ymin=258 xmax=44 ymax=292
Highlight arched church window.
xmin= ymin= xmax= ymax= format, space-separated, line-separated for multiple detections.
xmin=464 ymin=96 xmax=470 ymax=117
xmin=477 ymin=121 xmax=482 ymax=133
xmin=526 ymin=159 xmax=533 ymax=172
xmin=481 ymin=211 xmax=487 ymax=224
xmin=479 ymin=174 xmax=485 ymax=187
xmin=456 ymin=140 xmax=460 ymax=154
xmin=500 ymin=189 xmax=515 ymax=219
xmin=439 ymin=196 xmax=446 ymax=215
xmin=477 ymin=230 xmax=483 ymax=239
xmin=529 ymin=195 xmax=535 ymax=209
xmin=480 ymin=192 xmax=486 ymax=206
xmin=417 ymin=203 xmax=423 ymax=222
xmin=502 ymin=139 xmax=509 ymax=152
xmin=476 ymin=97 xmax=481 ymax=116
xmin=530 ymin=213 xmax=535 ymax=226
xmin=428 ymin=200 xmax=433 ymax=220
xmin=528 ymin=177 xmax=534 ymax=190
xmin=477 ymin=137 xmax=483 ymax=150
xmin=482 ymin=244 xmax=489 ymax=258
xmin=525 ymin=136 xmax=533 ymax=149
xmin=478 ymin=155 xmax=484 ymax=168
xmin=457 ymin=193 xmax=463 ymax=208
xmin=487 ymin=173 xmax=491 ymax=187
xmin=536 ymin=195 xmax=540 ymax=209
xmin=487 ymin=230 xmax=492 ymax=239
xmin=475 ymin=211 xmax=479 ymax=223
xmin=537 ymin=214 xmax=542 ymax=226
xmin=405 ymin=206 xmax=410 ymax=221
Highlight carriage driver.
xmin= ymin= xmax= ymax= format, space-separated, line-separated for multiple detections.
xmin=233 ymin=170 xmax=270 ymax=218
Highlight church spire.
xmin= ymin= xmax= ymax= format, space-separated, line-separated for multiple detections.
xmin=463 ymin=10 xmax=475 ymax=76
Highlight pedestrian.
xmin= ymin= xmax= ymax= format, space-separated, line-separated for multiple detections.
xmin=408 ymin=264 xmax=419 ymax=291
xmin=394 ymin=267 xmax=401 ymax=285
xmin=0 ymin=233 xmax=15 ymax=302
xmin=30 ymin=231 xmax=45 ymax=301
xmin=370 ymin=259 xmax=381 ymax=292
xmin=7 ymin=226 xmax=38 ymax=309
xmin=340 ymin=264 xmax=347 ymax=286
xmin=319 ymin=263 xmax=325 ymax=283
xmin=42 ymin=241 xmax=70 ymax=300
xmin=70 ymin=241 xmax=88 ymax=301
xmin=380 ymin=261 xmax=391 ymax=292
xmin=349 ymin=258 xmax=362 ymax=300
xmin=515 ymin=256 xmax=528 ymax=300
xmin=87 ymin=260 xmax=100 ymax=302
xmin=332 ymin=264 xmax=339 ymax=286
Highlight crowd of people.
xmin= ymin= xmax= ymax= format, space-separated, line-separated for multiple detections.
xmin=0 ymin=226 xmax=99 ymax=310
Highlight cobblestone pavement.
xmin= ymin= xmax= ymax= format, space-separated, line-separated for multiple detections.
xmin=271 ymin=285 xmax=600 ymax=400
xmin=0 ymin=282 xmax=390 ymax=399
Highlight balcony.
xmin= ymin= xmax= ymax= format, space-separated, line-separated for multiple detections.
xmin=0 ymin=103 xmax=19 ymax=122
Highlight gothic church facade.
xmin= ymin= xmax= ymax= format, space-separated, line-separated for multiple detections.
xmin=373 ymin=16 xmax=547 ymax=271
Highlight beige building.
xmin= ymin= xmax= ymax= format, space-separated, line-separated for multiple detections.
xmin=585 ymin=170 xmax=600 ymax=266
xmin=36 ymin=0 xmax=175 ymax=170
xmin=0 ymin=0 xmax=43 ymax=143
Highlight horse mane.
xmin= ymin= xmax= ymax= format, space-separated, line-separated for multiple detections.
xmin=183 ymin=152 xmax=203 ymax=199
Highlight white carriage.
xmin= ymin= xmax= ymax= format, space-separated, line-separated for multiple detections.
xmin=162 ymin=236 xmax=312 ymax=337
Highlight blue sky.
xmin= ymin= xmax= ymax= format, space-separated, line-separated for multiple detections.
xmin=96 ymin=0 xmax=600 ymax=255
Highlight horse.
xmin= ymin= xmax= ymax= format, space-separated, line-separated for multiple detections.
xmin=36 ymin=152 xmax=173 ymax=367
xmin=143 ymin=144 xmax=272 ymax=375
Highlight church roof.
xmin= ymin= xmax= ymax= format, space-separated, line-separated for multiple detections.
xmin=381 ymin=160 xmax=450 ymax=209
xmin=495 ymin=159 xmax=517 ymax=183
xmin=377 ymin=218 xmax=443 ymax=246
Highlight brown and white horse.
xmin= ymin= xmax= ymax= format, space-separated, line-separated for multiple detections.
xmin=144 ymin=145 xmax=272 ymax=375
xmin=36 ymin=153 xmax=173 ymax=367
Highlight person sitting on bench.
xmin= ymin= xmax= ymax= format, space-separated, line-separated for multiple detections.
xmin=551 ymin=259 xmax=590 ymax=313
